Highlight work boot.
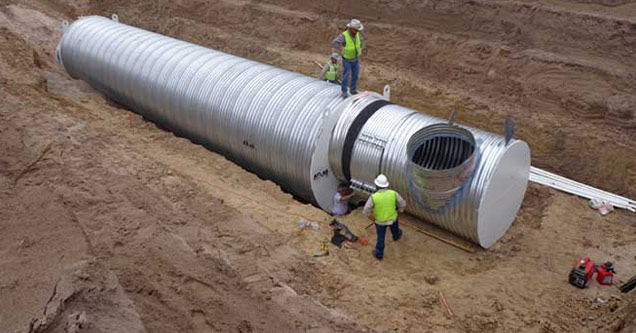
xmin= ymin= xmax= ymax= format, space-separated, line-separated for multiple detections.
xmin=341 ymin=91 xmax=349 ymax=99
xmin=372 ymin=250 xmax=383 ymax=261
xmin=393 ymin=229 xmax=403 ymax=241
xmin=350 ymin=90 xmax=359 ymax=95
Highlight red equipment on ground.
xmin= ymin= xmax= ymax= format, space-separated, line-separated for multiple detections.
xmin=596 ymin=262 xmax=616 ymax=286
xmin=569 ymin=257 xmax=595 ymax=288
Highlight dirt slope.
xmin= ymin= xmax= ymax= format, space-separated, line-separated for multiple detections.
xmin=1 ymin=0 xmax=636 ymax=332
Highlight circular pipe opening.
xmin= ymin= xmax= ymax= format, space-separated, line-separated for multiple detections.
xmin=407 ymin=123 xmax=476 ymax=173
xmin=406 ymin=123 xmax=477 ymax=211
xmin=411 ymin=135 xmax=475 ymax=171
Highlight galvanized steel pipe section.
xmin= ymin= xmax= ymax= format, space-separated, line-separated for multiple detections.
xmin=57 ymin=16 xmax=531 ymax=248
xmin=330 ymin=99 xmax=530 ymax=246
xmin=57 ymin=16 xmax=342 ymax=202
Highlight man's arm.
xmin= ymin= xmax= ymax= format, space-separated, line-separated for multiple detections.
xmin=362 ymin=197 xmax=374 ymax=216
xmin=396 ymin=192 xmax=407 ymax=213
xmin=332 ymin=34 xmax=345 ymax=53
xmin=340 ymin=192 xmax=355 ymax=201
xmin=319 ymin=62 xmax=328 ymax=78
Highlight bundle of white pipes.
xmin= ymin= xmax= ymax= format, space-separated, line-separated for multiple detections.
xmin=530 ymin=167 xmax=636 ymax=212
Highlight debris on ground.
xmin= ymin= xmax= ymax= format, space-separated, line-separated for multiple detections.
xmin=298 ymin=219 xmax=320 ymax=230
xmin=329 ymin=219 xmax=359 ymax=247
xmin=589 ymin=198 xmax=615 ymax=216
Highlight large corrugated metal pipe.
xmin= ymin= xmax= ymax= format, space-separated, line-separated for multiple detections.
xmin=56 ymin=15 xmax=531 ymax=248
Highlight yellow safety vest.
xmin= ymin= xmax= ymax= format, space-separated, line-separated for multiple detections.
xmin=342 ymin=30 xmax=362 ymax=60
xmin=325 ymin=63 xmax=338 ymax=81
xmin=372 ymin=190 xmax=398 ymax=222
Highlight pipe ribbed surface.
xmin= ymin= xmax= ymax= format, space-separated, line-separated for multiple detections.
xmin=57 ymin=16 xmax=342 ymax=202
xmin=57 ymin=16 xmax=531 ymax=248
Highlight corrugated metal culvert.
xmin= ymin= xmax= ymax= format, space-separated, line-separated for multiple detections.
xmin=57 ymin=15 xmax=531 ymax=248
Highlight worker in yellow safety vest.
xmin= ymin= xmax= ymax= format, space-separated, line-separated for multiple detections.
xmin=332 ymin=19 xmax=364 ymax=98
xmin=320 ymin=52 xmax=340 ymax=84
xmin=363 ymin=174 xmax=406 ymax=260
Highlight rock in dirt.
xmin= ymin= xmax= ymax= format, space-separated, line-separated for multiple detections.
xmin=606 ymin=95 xmax=636 ymax=128
xmin=424 ymin=273 xmax=439 ymax=285
xmin=236 ymin=320 xmax=254 ymax=333
xmin=66 ymin=311 xmax=89 ymax=333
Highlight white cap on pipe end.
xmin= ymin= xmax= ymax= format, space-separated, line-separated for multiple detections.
xmin=477 ymin=140 xmax=531 ymax=248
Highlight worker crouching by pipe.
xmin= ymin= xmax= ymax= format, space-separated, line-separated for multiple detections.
xmin=320 ymin=53 xmax=341 ymax=84
xmin=363 ymin=174 xmax=406 ymax=260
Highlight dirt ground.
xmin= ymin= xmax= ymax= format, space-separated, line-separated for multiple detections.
xmin=1 ymin=0 xmax=636 ymax=332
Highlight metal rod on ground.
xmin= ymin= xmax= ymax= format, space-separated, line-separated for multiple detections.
xmin=365 ymin=216 xmax=474 ymax=253
xmin=440 ymin=291 xmax=454 ymax=317
xmin=402 ymin=222 xmax=476 ymax=253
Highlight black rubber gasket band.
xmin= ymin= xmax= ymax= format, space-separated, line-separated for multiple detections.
xmin=341 ymin=99 xmax=393 ymax=181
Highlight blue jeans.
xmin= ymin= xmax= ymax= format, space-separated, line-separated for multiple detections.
xmin=341 ymin=59 xmax=359 ymax=93
xmin=374 ymin=219 xmax=401 ymax=258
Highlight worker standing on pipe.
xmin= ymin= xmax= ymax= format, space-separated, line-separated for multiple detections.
xmin=320 ymin=52 xmax=341 ymax=84
xmin=332 ymin=19 xmax=364 ymax=98
xmin=363 ymin=174 xmax=406 ymax=260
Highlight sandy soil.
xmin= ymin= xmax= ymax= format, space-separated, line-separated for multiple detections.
xmin=1 ymin=0 xmax=636 ymax=332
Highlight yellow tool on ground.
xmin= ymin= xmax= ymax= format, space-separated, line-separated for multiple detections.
xmin=313 ymin=240 xmax=329 ymax=257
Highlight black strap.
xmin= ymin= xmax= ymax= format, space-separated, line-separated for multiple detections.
xmin=341 ymin=100 xmax=392 ymax=181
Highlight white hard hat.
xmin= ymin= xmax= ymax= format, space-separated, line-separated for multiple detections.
xmin=330 ymin=52 xmax=340 ymax=60
xmin=346 ymin=19 xmax=363 ymax=31
xmin=374 ymin=174 xmax=389 ymax=188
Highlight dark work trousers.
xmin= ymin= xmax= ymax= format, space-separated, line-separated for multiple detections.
xmin=374 ymin=219 xmax=401 ymax=258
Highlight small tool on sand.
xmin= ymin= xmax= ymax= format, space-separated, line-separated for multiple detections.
xmin=314 ymin=241 xmax=329 ymax=257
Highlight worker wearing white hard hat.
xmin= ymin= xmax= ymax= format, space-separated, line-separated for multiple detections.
xmin=320 ymin=52 xmax=341 ymax=84
xmin=331 ymin=19 xmax=364 ymax=98
xmin=363 ymin=174 xmax=407 ymax=260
